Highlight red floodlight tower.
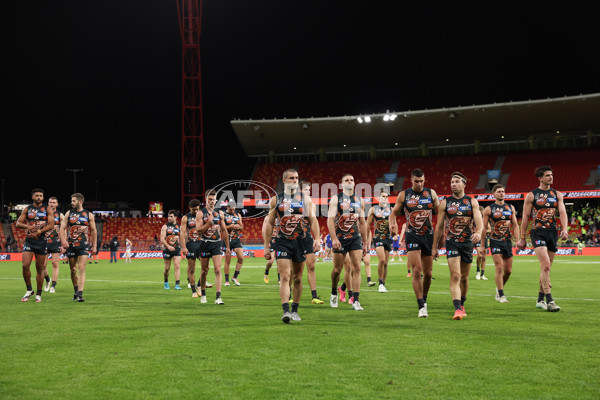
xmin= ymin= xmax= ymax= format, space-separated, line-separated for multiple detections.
xmin=177 ymin=0 xmax=206 ymax=212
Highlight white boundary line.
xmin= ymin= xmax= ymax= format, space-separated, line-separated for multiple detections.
xmin=1 ymin=277 xmax=597 ymax=301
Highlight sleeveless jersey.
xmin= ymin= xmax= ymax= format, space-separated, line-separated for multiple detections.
xmin=164 ymin=222 xmax=181 ymax=250
xmin=25 ymin=204 xmax=50 ymax=245
xmin=275 ymin=192 xmax=305 ymax=240
xmin=223 ymin=211 xmax=242 ymax=240
xmin=66 ymin=209 xmax=91 ymax=248
xmin=489 ymin=203 xmax=513 ymax=241
xmin=403 ymin=187 xmax=434 ymax=235
xmin=531 ymin=188 xmax=558 ymax=231
xmin=185 ymin=211 xmax=200 ymax=242
xmin=444 ymin=195 xmax=474 ymax=243
xmin=334 ymin=192 xmax=361 ymax=240
xmin=200 ymin=208 xmax=222 ymax=242
xmin=46 ymin=211 xmax=61 ymax=244
xmin=372 ymin=204 xmax=391 ymax=240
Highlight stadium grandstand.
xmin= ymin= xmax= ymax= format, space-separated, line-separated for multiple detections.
xmin=2 ymin=94 xmax=599 ymax=253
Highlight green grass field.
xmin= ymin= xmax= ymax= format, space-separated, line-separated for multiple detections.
xmin=1 ymin=255 xmax=599 ymax=400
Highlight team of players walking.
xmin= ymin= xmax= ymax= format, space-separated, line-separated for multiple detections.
xmin=17 ymin=165 xmax=568 ymax=323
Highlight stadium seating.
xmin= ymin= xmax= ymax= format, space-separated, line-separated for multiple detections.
xmin=101 ymin=217 xmax=166 ymax=248
xmin=502 ymin=146 xmax=600 ymax=192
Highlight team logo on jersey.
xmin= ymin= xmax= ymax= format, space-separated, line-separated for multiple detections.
xmin=493 ymin=220 xmax=511 ymax=237
xmin=188 ymin=218 xmax=196 ymax=227
xmin=278 ymin=201 xmax=291 ymax=212
xmin=535 ymin=196 xmax=547 ymax=206
xmin=447 ymin=205 xmax=458 ymax=214
xmin=279 ymin=214 xmax=302 ymax=236
xmin=69 ymin=215 xmax=79 ymax=224
xmin=493 ymin=211 xmax=503 ymax=219
xmin=167 ymin=236 xmax=179 ymax=246
xmin=340 ymin=200 xmax=351 ymax=210
xmin=28 ymin=209 xmax=38 ymax=219
xmin=409 ymin=210 xmax=430 ymax=230
xmin=448 ymin=216 xmax=471 ymax=236
xmin=463 ymin=198 xmax=469 ymax=205
xmin=423 ymin=191 xmax=430 ymax=197
xmin=337 ymin=213 xmax=358 ymax=232
xmin=535 ymin=208 xmax=555 ymax=222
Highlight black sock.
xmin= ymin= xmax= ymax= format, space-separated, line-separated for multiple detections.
xmin=225 ymin=274 xmax=229 ymax=281
xmin=37 ymin=289 xmax=42 ymax=296
xmin=408 ymin=270 xmax=411 ymax=274
xmin=460 ymin=296 xmax=467 ymax=306
xmin=331 ymin=287 xmax=337 ymax=296
xmin=277 ymin=273 xmax=280 ymax=281
xmin=348 ymin=290 xmax=353 ymax=299
xmin=201 ymin=289 xmax=206 ymax=296
xmin=216 ymin=291 xmax=221 ymax=299
xmin=164 ymin=278 xmax=168 ymax=283
xmin=481 ymin=270 xmax=485 ymax=276
xmin=498 ymin=289 xmax=505 ymax=297
xmin=197 ymin=280 xmax=201 ymax=287
xmin=340 ymin=282 xmax=346 ymax=291
xmin=176 ymin=280 xmax=180 ymax=285
xmin=44 ymin=275 xmax=50 ymax=283
xmin=282 ymin=302 xmax=290 ymax=313
xmin=367 ymin=276 xmax=371 ymax=282
xmin=537 ymin=292 xmax=545 ymax=302
xmin=26 ymin=285 xmax=33 ymax=291
xmin=74 ymin=286 xmax=78 ymax=293
xmin=423 ymin=295 xmax=428 ymax=303
xmin=453 ymin=299 xmax=462 ymax=310
xmin=417 ymin=298 xmax=425 ymax=309
xmin=264 ymin=269 xmax=269 ymax=275
xmin=291 ymin=302 xmax=299 ymax=313
xmin=51 ymin=281 xmax=57 ymax=287
xmin=191 ymin=284 xmax=196 ymax=293
xmin=477 ymin=267 xmax=481 ymax=272
xmin=379 ymin=279 xmax=384 ymax=285
xmin=353 ymin=292 xmax=359 ymax=303
xmin=77 ymin=290 xmax=83 ymax=297
xmin=545 ymin=293 xmax=554 ymax=303
xmin=311 ymin=290 xmax=317 ymax=298
xmin=233 ymin=270 xmax=239 ymax=279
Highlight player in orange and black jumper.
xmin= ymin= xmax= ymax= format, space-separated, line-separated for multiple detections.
xmin=44 ymin=196 xmax=65 ymax=293
xmin=223 ymin=200 xmax=244 ymax=286
xmin=160 ymin=209 xmax=182 ymax=290
xmin=482 ymin=184 xmax=520 ymax=303
xmin=327 ymin=173 xmax=369 ymax=311
xmin=432 ymin=172 xmax=483 ymax=320
xmin=16 ymin=188 xmax=56 ymax=302
xmin=366 ymin=189 xmax=394 ymax=292
xmin=59 ymin=193 xmax=97 ymax=302
xmin=263 ymin=169 xmax=320 ymax=323
xmin=196 ymin=189 xmax=230 ymax=305
xmin=180 ymin=199 xmax=202 ymax=298
xmin=390 ymin=168 xmax=440 ymax=318
xmin=518 ymin=165 xmax=568 ymax=312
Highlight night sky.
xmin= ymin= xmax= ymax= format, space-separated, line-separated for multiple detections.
xmin=4 ymin=2 xmax=599 ymax=212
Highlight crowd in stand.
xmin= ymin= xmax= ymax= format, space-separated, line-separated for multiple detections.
xmin=566 ymin=205 xmax=600 ymax=247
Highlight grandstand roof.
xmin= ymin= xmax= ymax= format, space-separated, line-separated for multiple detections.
xmin=231 ymin=93 xmax=600 ymax=156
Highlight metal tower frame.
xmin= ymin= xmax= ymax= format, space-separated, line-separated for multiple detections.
xmin=177 ymin=0 xmax=205 ymax=212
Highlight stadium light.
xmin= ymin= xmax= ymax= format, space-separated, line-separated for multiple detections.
xmin=364 ymin=116 xmax=371 ymax=123
xmin=357 ymin=117 xmax=363 ymax=123
xmin=383 ymin=115 xmax=390 ymax=121
xmin=390 ymin=114 xmax=397 ymax=121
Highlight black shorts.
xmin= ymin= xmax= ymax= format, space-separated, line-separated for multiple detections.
xmin=67 ymin=245 xmax=90 ymax=258
xmin=229 ymin=238 xmax=243 ymax=250
xmin=374 ymin=238 xmax=392 ymax=252
xmin=303 ymin=236 xmax=314 ymax=255
xmin=200 ymin=240 xmax=223 ymax=258
xmin=275 ymin=237 xmax=306 ymax=263
xmin=23 ymin=239 xmax=47 ymax=256
xmin=445 ymin=240 xmax=473 ymax=264
xmin=46 ymin=241 xmax=62 ymax=254
xmin=531 ymin=230 xmax=558 ymax=253
xmin=186 ymin=241 xmax=202 ymax=259
xmin=489 ymin=239 xmax=513 ymax=258
xmin=269 ymin=238 xmax=277 ymax=253
xmin=333 ymin=235 xmax=363 ymax=254
xmin=406 ymin=232 xmax=433 ymax=256
xmin=163 ymin=248 xmax=181 ymax=260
